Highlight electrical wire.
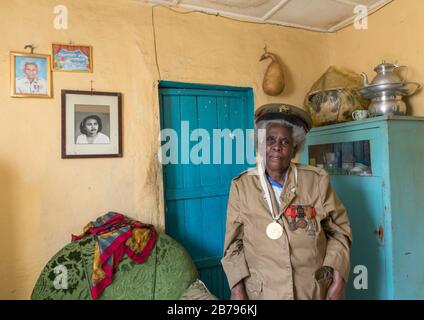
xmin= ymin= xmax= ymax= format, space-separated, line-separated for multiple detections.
xmin=151 ymin=6 xmax=161 ymax=80
xmin=151 ymin=3 xmax=288 ymax=28
xmin=149 ymin=2 xmax=318 ymax=82
xmin=149 ymin=3 xmax=286 ymax=81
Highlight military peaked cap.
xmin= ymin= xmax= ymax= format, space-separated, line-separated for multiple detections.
xmin=254 ymin=103 xmax=312 ymax=132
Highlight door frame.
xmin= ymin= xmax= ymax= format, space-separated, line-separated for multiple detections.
xmin=158 ymin=80 xmax=255 ymax=231
xmin=158 ymin=80 xmax=255 ymax=298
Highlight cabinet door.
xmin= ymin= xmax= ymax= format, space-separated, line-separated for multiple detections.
xmin=330 ymin=176 xmax=386 ymax=299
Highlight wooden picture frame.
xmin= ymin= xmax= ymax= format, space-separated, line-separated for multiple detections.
xmin=52 ymin=43 xmax=93 ymax=72
xmin=10 ymin=51 xmax=52 ymax=98
xmin=61 ymin=90 xmax=122 ymax=158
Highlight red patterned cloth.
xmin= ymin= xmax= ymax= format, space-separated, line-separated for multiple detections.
xmin=72 ymin=212 xmax=157 ymax=299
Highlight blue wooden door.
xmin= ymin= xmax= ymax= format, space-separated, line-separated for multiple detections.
xmin=159 ymin=81 xmax=254 ymax=299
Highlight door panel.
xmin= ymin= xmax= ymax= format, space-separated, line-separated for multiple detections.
xmin=180 ymin=95 xmax=199 ymax=186
xmin=159 ymin=82 xmax=253 ymax=299
xmin=198 ymin=96 xmax=220 ymax=185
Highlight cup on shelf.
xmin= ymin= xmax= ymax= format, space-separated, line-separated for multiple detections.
xmin=324 ymin=152 xmax=339 ymax=171
xmin=352 ymin=109 xmax=369 ymax=121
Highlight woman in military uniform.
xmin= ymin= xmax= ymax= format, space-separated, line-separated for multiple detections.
xmin=221 ymin=103 xmax=352 ymax=300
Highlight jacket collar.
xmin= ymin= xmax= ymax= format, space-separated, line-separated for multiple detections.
xmin=256 ymin=161 xmax=297 ymax=215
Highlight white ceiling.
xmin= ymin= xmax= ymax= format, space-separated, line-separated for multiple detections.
xmin=148 ymin=0 xmax=393 ymax=32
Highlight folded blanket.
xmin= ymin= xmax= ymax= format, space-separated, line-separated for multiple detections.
xmin=72 ymin=212 xmax=157 ymax=299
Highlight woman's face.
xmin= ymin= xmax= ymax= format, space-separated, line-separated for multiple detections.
xmin=84 ymin=118 xmax=99 ymax=136
xmin=265 ymin=123 xmax=295 ymax=173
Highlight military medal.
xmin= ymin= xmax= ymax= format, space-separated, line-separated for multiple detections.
xmin=288 ymin=216 xmax=297 ymax=231
xmin=296 ymin=205 xmax=307 ymax=229
xmin=306 ymin=218 xmax=315 ymax=236
xmin=305 ymin=206 xmax=317 ymax=236
xmin=296 ymin=219 xmax=307 ymax=229
xmin=266 ymin=221 xmax=283 ymax=240
xmin=283 ymin=206 xmax=298 ymax=231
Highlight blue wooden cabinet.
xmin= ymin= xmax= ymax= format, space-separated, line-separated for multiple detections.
xmin=300 ymin=115 xmax=424 ymax=300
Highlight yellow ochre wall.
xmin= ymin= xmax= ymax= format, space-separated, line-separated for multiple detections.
xmin=0 ymin=0 xmax=329 ymax=299
xmin=1 ymin=0 xmax=423 ymax=299
xmin=328 ymin=0 xmax=424 ymax=115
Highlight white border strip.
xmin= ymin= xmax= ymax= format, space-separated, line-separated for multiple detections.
xmin=148 ymin=0 xmax=393 ymax=33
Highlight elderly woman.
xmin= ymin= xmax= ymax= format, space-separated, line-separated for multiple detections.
xmin=221 ymin=103 xmax=352 ymax=300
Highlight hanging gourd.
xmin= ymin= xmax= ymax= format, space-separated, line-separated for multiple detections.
xmin=260 ymin=47 xmax=285 ymax=96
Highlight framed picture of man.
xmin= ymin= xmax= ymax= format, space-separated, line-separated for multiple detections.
xmin=10 ymin=52 xmax=52 ymax=98
xmin=52 ymin=43 xmax=93 ymax=72
xmin=61 ymin=90 xmax=122 ymax=158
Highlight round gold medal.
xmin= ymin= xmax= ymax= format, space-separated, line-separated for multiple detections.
xmin=266 ymin=221 xmax=283 ymax=240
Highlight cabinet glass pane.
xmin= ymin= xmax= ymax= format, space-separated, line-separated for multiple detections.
xmin=308 ymin=140 xmax=372 ymax=176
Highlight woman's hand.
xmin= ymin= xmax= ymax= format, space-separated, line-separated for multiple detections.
xmin=326 ymin=269 xmax=345 ymax=300
xmin=231 ymin=280 xmax=249 ymax=300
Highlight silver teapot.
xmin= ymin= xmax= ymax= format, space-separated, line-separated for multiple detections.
xmin=359 ymin=61 xmax=420 ymax=116
xmin=362 ymin=61 xmax=406 ymax=86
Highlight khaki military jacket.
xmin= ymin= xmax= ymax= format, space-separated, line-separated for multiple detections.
xmin=221 ymin=162 xmax=352 ymax=300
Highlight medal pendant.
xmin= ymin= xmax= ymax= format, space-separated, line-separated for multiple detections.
xmin=296 ymin=205 xmax=307 ymax=229
xmin=266 ymin=221 xmax=283 ymax=240
xmin=296 ymin=218 xmax=307 ymax=229
xmin=306 ymin=218 xmax=315 ymax=235
xmin=288 ymin=216 xmax=297 ymax=231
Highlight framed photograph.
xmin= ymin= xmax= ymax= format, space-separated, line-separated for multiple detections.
xmin=10 ymin=52 xmax=52 ymax=98
xmin=52 ymin=43 xmax=93 ymax=72
xmin=62 ymin=90 xmax=122 ymax=158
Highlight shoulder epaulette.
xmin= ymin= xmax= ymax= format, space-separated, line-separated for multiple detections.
xmin=296 ymin=164 xmax=327 ymax=176
xmin=232 ymin=167 xmax=258 ymax=181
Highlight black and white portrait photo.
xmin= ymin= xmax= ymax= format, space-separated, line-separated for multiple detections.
xmin=75 ymin=107 xmax=111 ymax=144
xmin=62 ymin=90 xmax=122 ymax=158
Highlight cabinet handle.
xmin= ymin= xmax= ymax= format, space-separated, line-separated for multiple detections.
xmin=373 ymin=225 xmax=384 ymax=241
